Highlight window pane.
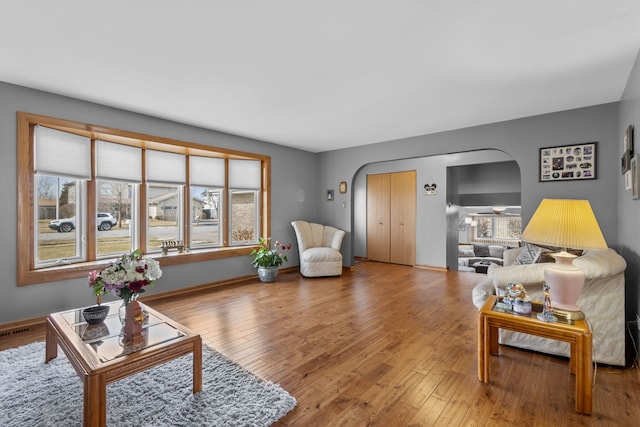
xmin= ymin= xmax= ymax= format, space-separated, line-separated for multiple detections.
xmin=494 ymin=216 xmax=522 ymax=240
xmin=472 ymin=215 xmax=522 ymax=243
xmin=147 ymin=184 xmax=182 ymax=251
xmin=97 ymin=180 xmax=136 ymax=257
xmin=230 ymin=190 xmax=258 ymax=244
xmin=36 ymin=175 xmax=84 ymax=265
xmin=190 ymin=186 xmax=222 ymax=248
xmin=475 ymin=217 xmax=493 ymax=239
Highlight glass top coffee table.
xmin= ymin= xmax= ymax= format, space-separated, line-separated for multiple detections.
xmin=45 ymin=300 xmax=202 ymax=427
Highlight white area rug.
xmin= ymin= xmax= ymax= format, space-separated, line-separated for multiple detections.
xmin=0 ymin=341 xmax=296 ymax=426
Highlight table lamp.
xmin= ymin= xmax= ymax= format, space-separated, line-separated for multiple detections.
xmin=521 ymin=199 xmax=607 ymax=321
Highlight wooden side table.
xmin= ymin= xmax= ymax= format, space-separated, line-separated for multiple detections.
xmin=478 ymin=295 xmax=593 ymax=414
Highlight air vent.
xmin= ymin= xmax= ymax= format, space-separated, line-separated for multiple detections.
xmin=0 ymin=326 xmax=31 ymax=337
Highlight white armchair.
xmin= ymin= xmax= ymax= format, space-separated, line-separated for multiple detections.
xmin=291 ymin=220 xmax=345 ymax=277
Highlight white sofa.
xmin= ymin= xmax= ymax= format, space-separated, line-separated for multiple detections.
xmin=472 ymin=247 xmax=627 ymax=366
xmin=291 ymin=220 xmax=345 ymax=277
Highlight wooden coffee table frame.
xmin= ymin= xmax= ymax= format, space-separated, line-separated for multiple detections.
xmin=45 ymin=302 xmax=202 ymax=427
xmin=478 ymin=295 xmax=593 ymax=414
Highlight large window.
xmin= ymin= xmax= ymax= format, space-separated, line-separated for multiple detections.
xmin=17 ymin=112 xmax=270 ymax=286
xmin=472 ymin=214 xmax=522 ymax=244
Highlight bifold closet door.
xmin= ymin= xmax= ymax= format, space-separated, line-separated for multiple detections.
xmin=390 ymin=170 xmax=416 ymax=265
xmin=366 ymin=173 xmax=391 ymax=262
xmin=366 ymin=170 xmax=416 ymax=265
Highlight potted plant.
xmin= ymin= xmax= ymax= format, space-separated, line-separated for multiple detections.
xmin=250 ymin=237 xmax=291 ymax=282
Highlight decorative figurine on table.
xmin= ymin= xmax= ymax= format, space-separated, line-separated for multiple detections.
xmin=502 ymin=282 xmax=532 ymax=315
xmin=537 ymin=282 xmax=558 ymax=322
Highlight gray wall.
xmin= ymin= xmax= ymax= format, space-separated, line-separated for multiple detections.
xmin=450 ymin=160 xmax=521 ymax=206
xmin=618 ymin=49 xmax=640 ymax=348
xmin=0 ymin=81 xmax=318 ymax=323
xmin=318 ymin=103 xmax=621 ymax=270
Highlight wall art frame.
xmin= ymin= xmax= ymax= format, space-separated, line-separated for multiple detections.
xmin=632 ymin=155 xmax=639 ymax=199
xmin=539 ymin=142 xmax=597 ymax=182
xmin=622 ymin=125 xmax=634 ymax=174
xmin=624 ymin=125 xmax=634 ymax=155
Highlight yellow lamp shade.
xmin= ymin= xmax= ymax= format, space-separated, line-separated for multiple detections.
xmin=521 ymin=199 xmax=607 ymax=250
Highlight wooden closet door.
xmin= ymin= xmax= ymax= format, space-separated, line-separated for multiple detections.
xmin=367 ymin=173 xmax=391 ymax=262
xmin=390 ymin=170 xmax=416 ymax=265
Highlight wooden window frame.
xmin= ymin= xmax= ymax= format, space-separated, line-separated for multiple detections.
xmin=17 ymin=112 xmax=271 ymax=286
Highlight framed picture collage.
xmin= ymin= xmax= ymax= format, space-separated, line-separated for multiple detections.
xmin=539 ymin=142 xmax=596 ymax=182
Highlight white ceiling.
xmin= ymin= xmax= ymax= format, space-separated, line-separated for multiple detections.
xmin=2 ymin=1 xmax=640 ymax=153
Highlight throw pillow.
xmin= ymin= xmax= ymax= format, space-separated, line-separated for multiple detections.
xmin=458 ymin=244 xmax=475 ymax=257
xmin=513 ymin=243 xmax=541 ymax=265
xmin=473 ymin=244 xmax=490 ymax=257
xmin=488 ymin=245 xmax=505 ymax=259
xmin=537 ymin=250 xmax=555 ymax=263
xmin=536 ymin=247 xmax=584 ymax=263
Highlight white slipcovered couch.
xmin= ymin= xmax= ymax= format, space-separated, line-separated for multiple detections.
xmin=291 ymin=220 xmax=345 ymax=277
xmin=472 ymin=246 xmax=627 ymax=366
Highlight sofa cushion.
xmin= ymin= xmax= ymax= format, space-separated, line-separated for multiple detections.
xmin=458 ymin=244 xmax=475 ymax=257
xmin=473 ymin=244 xmax=490 ymax=257
xmin=488 ymin=245 xmax=505 ymax=258
xmin=302 ymin=247 xmax=342 ymax=263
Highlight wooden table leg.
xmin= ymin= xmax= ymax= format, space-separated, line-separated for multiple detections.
xmin=488 ymin=323 xmax=499 ymax=355
xmin=193 ymin=337 xmax=202 ymax=393
xmin=569 ymin=341 xmax=577 ymax=374
xmin=84 ymin=373 xmax=107 ymax=427
xmin=478 ymin=312 xmax=486 ymax=382
xmin=478 ymin=314 xmax=492 ymax=383
xmin=45 ymin=317 xmax=58 ymax=363
xmin=574 ymin=333 xmax=593 ymax=414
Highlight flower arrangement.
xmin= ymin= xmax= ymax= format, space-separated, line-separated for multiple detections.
xmin=88 ymin=249 xmax=162 ymax=304
xmin=250 ymin=237 xmax=291 ymax=269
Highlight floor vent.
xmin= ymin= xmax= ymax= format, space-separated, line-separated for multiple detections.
xmin=0 ymin=327 xmax=31 ymax=337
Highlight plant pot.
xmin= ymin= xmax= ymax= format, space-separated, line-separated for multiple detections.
xmin=82 ymin=305 xmax=110 ymax=325
xmin=257 ymin=266 xmax=278 ymax=282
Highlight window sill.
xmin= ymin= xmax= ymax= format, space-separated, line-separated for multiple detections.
xmin=17 ymin=246 xmax=257 ymax=286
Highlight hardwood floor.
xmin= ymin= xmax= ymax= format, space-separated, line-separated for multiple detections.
xmin=2 ymin=262 xmax=639 ymax=426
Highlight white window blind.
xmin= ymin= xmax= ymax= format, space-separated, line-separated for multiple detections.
xmin=34 ymin=126 xmax=91 ymax=179
xmin=146 ymin=150 xmax=186 ymax=185
xmin=228 ymin=159 xmax=261 ymax=190
xmin=190 ymin=156 xmax=225 ymax=187
xmin=96 ymin=140 xmax=142 ymax=182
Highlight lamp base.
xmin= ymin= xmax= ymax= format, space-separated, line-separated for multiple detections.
xmin=544 ymin=251 xmax=585 ymax=312
xmin=552 ymin=308 xmax=585 ymax=321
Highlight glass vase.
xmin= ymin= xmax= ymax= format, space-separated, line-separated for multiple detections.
xmin=118 ymin=294 xmax=138 ymax=325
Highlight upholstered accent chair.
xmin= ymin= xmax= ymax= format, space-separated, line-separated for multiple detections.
xmin=291 ymin=220 xmax=345 ymax=277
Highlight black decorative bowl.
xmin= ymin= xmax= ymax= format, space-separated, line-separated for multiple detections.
xmin=82 ymin=305 xmax=110 ymax=325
